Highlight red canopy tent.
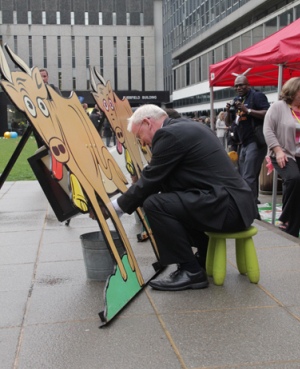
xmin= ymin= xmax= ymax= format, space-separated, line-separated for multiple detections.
xmin=209 ymin=17 xmax=300 ymax=88
xmin=209 ymin=18 xmax=300 ymax=224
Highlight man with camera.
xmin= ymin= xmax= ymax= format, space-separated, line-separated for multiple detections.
xmin=225 ymin=75 xmax=269 ymax=205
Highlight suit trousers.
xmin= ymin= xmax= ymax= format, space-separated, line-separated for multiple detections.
xmin=143 ymin=191 xmax=246 ymax=266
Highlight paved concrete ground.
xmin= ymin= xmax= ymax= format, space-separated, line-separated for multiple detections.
xmin=1 ymin=180 xmax=300 ymax=369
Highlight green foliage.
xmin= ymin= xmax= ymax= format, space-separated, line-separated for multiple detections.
xmin=0 ymin=135 xmax=38 ymax=181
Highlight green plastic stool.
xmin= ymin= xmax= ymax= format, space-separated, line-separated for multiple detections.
xmin=205 ymin=226 xmax=259 ymax=286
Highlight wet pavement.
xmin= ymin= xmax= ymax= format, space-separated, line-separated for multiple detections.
xmin=1 ymin=180 xmax=300 ymax=369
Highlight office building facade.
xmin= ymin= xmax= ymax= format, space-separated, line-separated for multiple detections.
xmin=163 ymin=0 xmax=300 ymax=115
xmin=0 ymin=0 xmax=167 ymax=103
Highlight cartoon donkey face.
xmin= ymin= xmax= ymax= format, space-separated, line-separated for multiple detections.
xmin=0 ymin=65 xmax=70 ymax=178
xmin=91 ymin=71 xmax=152 ymax=177
xmin=94 ymin=80 xmax=130 ymax=146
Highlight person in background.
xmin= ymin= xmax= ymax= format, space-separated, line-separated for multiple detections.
xmin=82 ymin=103 xmax=89 ymax=116
xmin=216 ymin=111 xmax=228 ymax=148
xmin=103 ymin=119 xmax=113 ymax=147
xmin=204 ymin=117 xmax=211 ymax=128
xmin=164 ymin=108 xmax=181 ymax=119
xmin=264 ymin=77 xmax=300 ymax=238
xmin=225 ymin=75 xmax=269 ymax=204
xmin=111 ymin=104 xmax=258 ymax=291
xmin=40 ymin=69 xmax=62 ymax=96
xmin=89 ymin=105 xmax=102 ymax=132
xmin=34 ymin=69 xmax=62 ymax=147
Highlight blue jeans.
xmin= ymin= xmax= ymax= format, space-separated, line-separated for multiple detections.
xmin=238 ymin=141 xmax=267 ymax=203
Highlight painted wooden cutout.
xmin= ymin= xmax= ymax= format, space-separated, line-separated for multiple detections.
xmin=0 ymin=44 xmax=161 ymax=325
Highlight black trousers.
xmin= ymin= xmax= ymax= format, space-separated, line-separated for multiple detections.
xmin=143 ymin=192 xmax=247 ymax=266
xmin=271 ymin=157 xmax=300 ymax=237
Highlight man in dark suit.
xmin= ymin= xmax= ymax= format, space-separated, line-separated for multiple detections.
xmin=113 ymin=104 xmax=258 ymax=291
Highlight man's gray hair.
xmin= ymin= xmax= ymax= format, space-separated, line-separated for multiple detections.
xmin=127 ymin=104 xmax=168 ymax=132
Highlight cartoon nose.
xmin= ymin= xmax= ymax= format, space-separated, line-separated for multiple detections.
xmin=117 ymin=132 xmax=123 ymax=140
xmin=52 ymin=144 xmax=66 ymax=156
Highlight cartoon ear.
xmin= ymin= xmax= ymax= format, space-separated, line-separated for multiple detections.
xmin=1 ymin=80 xmax=27 ymax=113
xmin=32 ymin=67 xmax=44 ymax=85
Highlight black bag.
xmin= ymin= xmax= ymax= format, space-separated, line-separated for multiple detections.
xmin=253 ymin=123 xmax=267 ymax=148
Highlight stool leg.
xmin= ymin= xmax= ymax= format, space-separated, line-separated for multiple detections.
xmin=206 ymin=238 xmax=216 ymax=276
xmin=213 ymin=239 xmax=226 ymax=286
xmin=244 ymin=237 xmax=260 ymax=283
xmin=236 ymin=239 xmax=247 ymax=275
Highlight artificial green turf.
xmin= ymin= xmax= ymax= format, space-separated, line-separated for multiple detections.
xmin=0 ymin=135 xmax=38 ymax=181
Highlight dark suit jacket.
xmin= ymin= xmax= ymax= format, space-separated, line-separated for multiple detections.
xmin=117 ymin=117 xmax=257 ymax=230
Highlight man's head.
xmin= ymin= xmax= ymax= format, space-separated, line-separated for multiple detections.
xmin=128 ymin=104 xmax=168 ymax=147
xmin=234 ymin=75 xmax=250 ymax=97
xmin=40 ymin=69 xmax=49 ymax=84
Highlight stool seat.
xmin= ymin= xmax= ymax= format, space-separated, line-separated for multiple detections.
xmin=205 ymin=226 xmax=259 ymax=286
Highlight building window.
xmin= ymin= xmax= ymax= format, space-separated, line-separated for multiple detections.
xmin=127 ymin=37 xmax=131 ymax=90
xmin=13 ymin=11 xmax=17 ymax=24
xmin=99 ymin=36 xmax=104 ymax=76
xmin=141 ymin=37 xmax=145 ymax=90
xmin=140 ymin=13 xmax=144 ymax=26
xmin=84 ymin=12 xmax=89 ymax=25
xmin=72 ymin=36 xmax=76 ymax=68
xmin=56 ymin=11 xmax=61 ymax=25
xmin=126 ymin=13 xmax=130 ymax=25
xmin=186 ymin=63 xmax=190 ymax=86
xmin=28 ymin=36 xmax=33 ymax=68
xmin=0 ymin=11 xmax=3 ymax=24
xmin=86 ymin=64 xmax=90 ymax=89
xmin=42 ymin=11 xmax=46 ymax=25
xmin=71 ymin=11 xmax=75 ymax=25
xmin=73 ymin=76 xmax=76 ymax=90
xmin=27 ymin=11 xmax=32 ymax=25
xmin=113 ymin=37 xmax=118 ymax=90
xmin=279 ymin=10 xmax=293 ymax=28
xmin=85 ymin=36 xmax=89 ymax=68
xmin=57 ymin=36 xmax=61 ymax=68
xmin=112 ymin=12 xmax=116 ymax=26
xmin=43 ymin=36 xmax=47 ymax=68
xmin=58 ymin=71 xmax=62 ymax=90
xmin=173 ymin=69 xmax=176 ymax=90
xmin=13 ymin=36 xmax=18 ymax=55
xmin=99 ymin=12 xmax=102 ymax=25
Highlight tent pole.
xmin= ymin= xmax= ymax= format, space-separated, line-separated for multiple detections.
xmin=271 ymin=64 xmax=283 ymax=224
xmin=210 ymin=86 xmax=215 ymax=131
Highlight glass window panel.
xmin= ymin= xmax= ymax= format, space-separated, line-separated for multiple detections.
xmin=252 ymin=24 xmax=263 ymax=44
xmin=231 ymin=36 xmax=240 ymax=54
xmin=279 ymin=10 xmax=293 ymax=29
xmin=241 ymin=30 xmax=251 ymax=50
xmin=265 ymin=17 xmax=277 ymax=37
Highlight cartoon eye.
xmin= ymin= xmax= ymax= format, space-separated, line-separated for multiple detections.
xmin=108 ymin=98 xmax=115 ymax=110
xmin=24 ymin=96 xmax=37 ymax=117
xmin=103 ymin=99 xmax=109 ymax=111
xmin=37 ymin=98 xmax=50 ymax=117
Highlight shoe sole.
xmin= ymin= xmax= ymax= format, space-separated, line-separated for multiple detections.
xmin=149 ymin=280 xmax=209 ymax=291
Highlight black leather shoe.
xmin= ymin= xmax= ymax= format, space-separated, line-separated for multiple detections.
xmin=149 ymin=268 xmax=209 ymax=291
